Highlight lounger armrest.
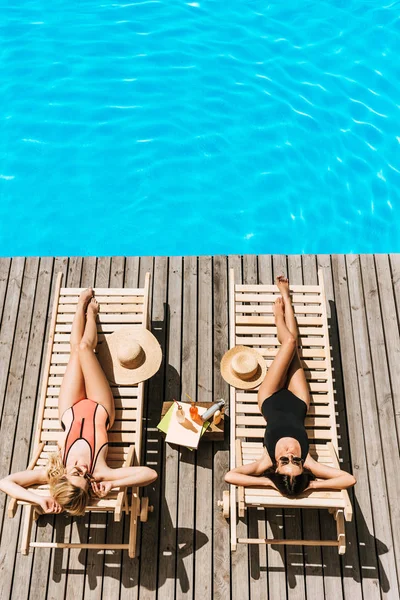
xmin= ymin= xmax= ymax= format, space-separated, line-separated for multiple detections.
xmin=8 ymin=443 xmax=45 ymax=519
xmin=115 ymin=445 xmax=136 ymax=521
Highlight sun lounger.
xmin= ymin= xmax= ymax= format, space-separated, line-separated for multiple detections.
xmin=219 ymin=269 xmax=352 ymax=554
xmin=8 ymin=272 xmax=153 ymax=558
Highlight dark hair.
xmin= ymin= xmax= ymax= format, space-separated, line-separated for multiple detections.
xmin=265 ymin=467 xmax=315 ymax=497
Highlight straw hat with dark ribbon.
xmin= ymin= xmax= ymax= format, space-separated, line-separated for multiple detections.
xmin=220 ymin=345 xmax=266 ymax=390
xmin=97 ymin=325 xmax=162 ymax=385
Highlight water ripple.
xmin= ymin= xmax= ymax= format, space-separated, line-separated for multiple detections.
xmin=0 ymin=0 xmax=399 ymax=256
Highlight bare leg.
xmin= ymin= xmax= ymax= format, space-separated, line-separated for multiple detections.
xmin=257 ymin=298 xmax=296 ymax=410
xmin=58 ymin=289 xmax=93 ymax=420
xmin=78 ymin=300 xmax=115 ymax=426
xmin=276 ymin=276 xmax=310 ymax=408
xmin=70 ymin=288 xmax=93 ymax=349
xmin=80 ymin=298 xmax=98 ymax=349
xmin=276 ymin=276 xmax=299 ymax=339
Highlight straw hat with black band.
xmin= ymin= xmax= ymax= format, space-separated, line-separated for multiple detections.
xmin=220 ymin=345 xmax=266 ymax=390
xmin=97 ymin=325 xmax=162 ymax=385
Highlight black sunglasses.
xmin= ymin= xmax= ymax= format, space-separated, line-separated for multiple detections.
xmin=278 ymin=456 xmax=304 ymax=466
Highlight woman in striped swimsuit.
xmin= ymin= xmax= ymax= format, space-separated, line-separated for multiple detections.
xmin=0 ymin=289 xmax=157 ymax=515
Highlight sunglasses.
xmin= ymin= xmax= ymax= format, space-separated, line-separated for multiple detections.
xmin=278 ymin=456 xmax=304 ymax=466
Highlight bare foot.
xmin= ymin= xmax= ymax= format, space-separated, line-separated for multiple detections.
xmin=79 ymin=288 xmax=93 ymax=308
xmin=273 ymin=297 xmax=285 ymax=319
xmin=276 ymin=276 xmax=290 ymax=299
xmin=87 ymin=297 xmax=99 ymax=317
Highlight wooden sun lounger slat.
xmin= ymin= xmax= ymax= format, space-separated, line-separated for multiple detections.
xmin=244 ymin=488 xmax=344 ymax=499
xmin=242 ymin=495 xmax=347 ymax=509
xmin=235 ymin=293 xmax=322 ymax=304
xmin=59 ymin=295 xmax=145 ymax=304
xmin=60 ymin=287 xmax=145 ymax=295
xmin=40 ymin=431 xmax=137 ymax=443
xmin=43 ymin=408 xmax=138 ymax=420
xmin=236 ymin=392 xmax=331 ymax=404
xmin=58 ymin=303 xmax=144 ymax=314
xmin=57 ymin=313 xmax=144 ymax=324
xmin=235 ymin=284 xmax=321 ymax=293
xmin=257 ymin=346 xmax=328 ymax=358
xmin=236 ymin=315 xmax=324 ymax=326
xmin=236 ymin=325 xmax=324 ymax=335
xmin=235 ymin=336 xmax=327 ymax=348
xmin=236 ymin=403 xmax=331 ymax=415
xmin=42 ymin=420 xmax=137 ymax=432
xmin=236 ymin=415 xmax=332 ymax=427
xmin=235 ymin=302 xmax=323 ymax=314
xmin=44 ymin=397 xmax=139 ymax=409
xmin=236 ymin=428 xmax=334 ymax=439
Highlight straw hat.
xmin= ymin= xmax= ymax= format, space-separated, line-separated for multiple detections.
xmin=97 ymin=326 xmax=162 ymax=385
xmin=220 ymin=346 xmax=266 ymax=390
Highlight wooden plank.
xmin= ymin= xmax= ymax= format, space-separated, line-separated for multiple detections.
xmin=82 ymin=256 xmax=111 ymax=600
xmin=61 ymin=287 xmax=145 ymax=295
xmin=236 ymin=284 xmax=320 ymax=293
xmin=332 ymin=255 xmax=380 ymax=599
xmin=229 ymin=254 xmax=250 ymax=600
xmin=301 ymin=255 xmax=325 ymax=600
xmin=36 ymin=255 xmax=83 ymax=600
xmin=353 ymin=255 xmax=400 ymax=594
xmin=317 ymin=255 xmax=356 ymax=600
xmin=243 ymin=255 xmax=269 ymax=600
xmin=212 ymin=255 xmax=230 ymax=600
xmin=0 ymin=258 xmax=39 ymax=521
xmin=175 ymin=255 xmax=197 ymax=600
xmin=0 ymin=257 xmax=25 ymax=430
xmin=195 ymin=256 xmax=213 ymax=600
xmin=157 ymin=256 xmax=182 ymax=600
xmin=0 ymin=258 xmax=53 ymax=600
xmin=19 ymin=258 xmax=68 ymax=600
xmin=0 ymin=258 xmax=11 ymax=324
xmin=236 ymin=315 xmax=324 ymax=325
xmin=102 ymin=256 xmax=126 ymax=600
xmin=262 ymin=255 xmax=287 ymax=600
xmin=283 ymin=255 xmax=307 ymax=600
xmin=374 ymin=255 xmax=400 ymax=446
xmin=138 ymin=255 xmax=166 ymax=600
xmin=236 ymin=293 xmax=322 ymax=305
xmin=120 ymin=255 xmax=141 ymax=599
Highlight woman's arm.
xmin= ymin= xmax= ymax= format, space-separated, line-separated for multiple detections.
xmin=224 ymin=449 xmax=276 ymax=488
xmin=0 ymin=469 xmax=48 ymax=506
xmin=304 ymin=456 xmax=356 ymax=490
xmin=92 ymin=466 xmax=157 ymax=497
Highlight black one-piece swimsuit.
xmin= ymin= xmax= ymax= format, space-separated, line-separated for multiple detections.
xmin=261 ymin=389 xmax=309 ymax=461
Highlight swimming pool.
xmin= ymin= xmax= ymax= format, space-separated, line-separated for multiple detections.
xmin=1 ymin=1 xmax=399 ymax=257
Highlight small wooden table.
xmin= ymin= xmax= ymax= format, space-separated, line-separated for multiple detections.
xmin=161 ymin=402 xmax=225 ymax=442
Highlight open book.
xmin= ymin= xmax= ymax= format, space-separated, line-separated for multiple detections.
xmin=161 ymin=403 xmax=209 ymax=450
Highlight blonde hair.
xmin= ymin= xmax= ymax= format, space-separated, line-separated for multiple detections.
xmin=46 ymin=453 xmax=91 ymax=516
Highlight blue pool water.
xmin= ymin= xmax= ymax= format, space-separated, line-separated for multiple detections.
xmin=1 ymin=1 xmax=399 ymax=257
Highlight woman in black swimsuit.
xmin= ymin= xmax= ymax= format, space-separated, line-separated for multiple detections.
xmin=225 ymin=276 xmax=356 ymax=497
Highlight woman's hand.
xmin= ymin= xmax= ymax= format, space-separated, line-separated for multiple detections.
xmin=40 ymin=496 xmax=63 ymax=514
xmin=304 ymin=480 xmax=318 ymax=492
xmin=91 ymin=480 xmax=113 ymax=498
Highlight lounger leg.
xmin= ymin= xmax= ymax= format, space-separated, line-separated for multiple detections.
xmin=230 ymin=486 xmax=237 ymax=552
xmin=21 ymin=505 xmax=34 ymax=555
xmin=128 ymin=491 xmax=139 ymax=559
xmin=336 ymin=509 xmax=346 ymax=555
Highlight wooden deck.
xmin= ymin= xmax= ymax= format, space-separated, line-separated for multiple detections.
xmin=0 ymin=254 xmax=399 ymax=600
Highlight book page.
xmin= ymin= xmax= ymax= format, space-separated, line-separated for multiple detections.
xmin=165 ymin=403 xmax=207 ymax=449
